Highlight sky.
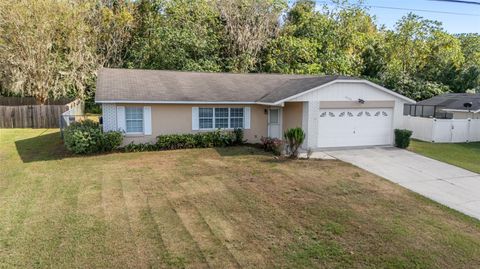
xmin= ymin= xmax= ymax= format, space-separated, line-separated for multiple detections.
xmin=319 ymin=0 xmax=480 ymax=34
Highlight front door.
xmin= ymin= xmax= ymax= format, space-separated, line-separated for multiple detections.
xmin=268 ymin=108 xmax=282 ymax=139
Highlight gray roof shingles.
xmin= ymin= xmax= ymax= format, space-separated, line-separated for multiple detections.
xmin=95 ymin=68 xmax=358 ymax=104
xmin=417 ymin=93 xmax=480 ymax=111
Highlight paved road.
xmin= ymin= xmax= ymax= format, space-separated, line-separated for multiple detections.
xmin=325 ymin=147 xmax=480 ymax=220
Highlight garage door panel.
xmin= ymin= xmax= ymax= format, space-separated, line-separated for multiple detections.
xmin=317 ymin=108 xmax=393 ymax=148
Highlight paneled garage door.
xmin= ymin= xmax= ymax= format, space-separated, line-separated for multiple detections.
xmin=317 ymin=108 xmax=393 ymax=148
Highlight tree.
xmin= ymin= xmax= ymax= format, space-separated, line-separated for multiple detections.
xmin=262 ymin=0 xmax=377 ymax=75
xmin=90 ymin=1 xmax=136 ymax=67
xmin=457 ymin=33 xmax=480 ymax=67
xmin=0 ymin=0 xmax=135 ymax=103
xmin=385 ymin=13 xmax=442 ymax=76
xmin=125 ymin=0 xmax=224 ymax=71
xmin=0 ymin=0 xmax=98 ymax=103
xmin=216 ymin=0 xmax=286 ymax=72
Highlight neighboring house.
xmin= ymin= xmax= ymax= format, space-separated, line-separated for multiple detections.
xmin=95 ymin=68 xmax=415 ymax=148
xmin=406 ymin=93 xmax=480 ymax=119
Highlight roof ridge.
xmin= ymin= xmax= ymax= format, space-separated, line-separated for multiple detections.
xmin=99 ymin=67 xmax=354 ymax=78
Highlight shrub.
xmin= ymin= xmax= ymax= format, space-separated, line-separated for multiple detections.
xmin=394 ymin=129 xmax=413 ymax=149
xmin=233 ymin=128 xmax=244 ymax=145
xmin=157 ymin=134 xmax=197 ymax=150
xmin=284 ymin=127 xmax=305 ymax=158
xmin=63 ymin=119 xmax=122 ymax=154
xmin=124 ymin=142 xmax=158 ymax=152
xmin=100 ymin=131 xmax=123 ymax=152
xmin=154 ymin=130 xmax=236 ymax=151
xmin=261 ymin=136 xmax=284 ymax=156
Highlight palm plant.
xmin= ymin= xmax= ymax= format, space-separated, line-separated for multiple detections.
xmin=284 ymin=127 xmax=305 ymax=158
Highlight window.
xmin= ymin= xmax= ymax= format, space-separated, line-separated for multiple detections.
xmin=199 ymin=108 xmax=213 ymax=129
xmin=269 ymin=109 xmax=279 ymax=124
xmin=125 ymin=107 xmax=144 ymax=133
xmin=215 ymin=108 xmax=229 ymax=128
xmin=198 ymin=107 xmax=244 ymax=129
xmin=230 ymin=108 xmax=244 ymax=128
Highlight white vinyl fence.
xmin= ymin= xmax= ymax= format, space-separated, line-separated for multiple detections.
xmin=404 ymin=116 xmax=480 ymax=143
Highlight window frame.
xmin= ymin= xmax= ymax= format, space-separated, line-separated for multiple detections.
xmin=199 ymin=107 xmax=214 ymax=129
xmin=198 ymin=107 xmax=244 ymax=130
xmin=215 ymin=107 xmax=229 ymax=129
xmin=125 ymin=106 xmax=144 ymax=135
xmin=229 ymin=108 xmax=244 ymax=129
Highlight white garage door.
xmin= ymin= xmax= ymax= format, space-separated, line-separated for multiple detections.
xmin=317 ymin=108 xmax=393 ymax=148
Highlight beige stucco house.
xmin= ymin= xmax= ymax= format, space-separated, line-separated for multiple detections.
xmin=96 ymin=68 xmax=415 ymax=148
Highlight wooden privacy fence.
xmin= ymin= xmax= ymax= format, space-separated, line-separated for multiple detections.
xmin=0 ymin=97 xmax=83 ymax=128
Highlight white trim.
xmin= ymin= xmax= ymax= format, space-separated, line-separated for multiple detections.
xmin=244 ymin=107 xmax=251 ymax=129
xmin=192 ymin=107 xmax=199 ymax=130
xmin=442 ymin=108 xmax=480 ymax=113
xmin=97 ymin=100 xmax=258 ymax=105
xmin=256 ymin=102 xmax=284 ymax=107
xmin=271 ymin=80 xmax=416 ymax=105
xmin=143 ymin=106 xmax=152 ymax=135
xmin=116 ymin=106 xmax=126 ymax=132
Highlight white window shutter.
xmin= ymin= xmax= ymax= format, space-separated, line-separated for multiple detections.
xmin=143 ymin=106 xmax=152 ymax=135
xmin=117 ymin=106 xmax=126 ymax=132
xmin=244 ymin=107 xmax=251 ymax=129
xmin=192 ymin=107 xmax=199 ymax=130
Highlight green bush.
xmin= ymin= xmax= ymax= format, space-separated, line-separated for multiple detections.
xmin=63 ymin=120 xmax=122 ymax=154
xmin=100 ymin=131 xmax=124 ymax=152
xmin=284 ymin=127 xmax=305 ymax=158
xmin=233 ymin=128 xmax=244 ymax=145
xmin=124 ymin=142 xmax=159 ymax=152
xmin=394 ymin=129 xmax=413 ymax=149
xmin=150 ymin=130 xmax=236 ymax=152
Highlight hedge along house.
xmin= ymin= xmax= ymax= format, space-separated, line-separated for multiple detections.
xmin=96 ymin=68 xmax=415 ymax=148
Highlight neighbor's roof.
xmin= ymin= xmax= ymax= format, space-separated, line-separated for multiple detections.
xmin=417 ymin=93 xmax=480 ymax=112
xmin=95 ymin=68 xmax=411 ymax=104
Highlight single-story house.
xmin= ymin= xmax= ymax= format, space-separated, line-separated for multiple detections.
xmin=408 ymin=93 xmax=480 ymax=119
xmin=95 ymin=68 xmax=415 ymax=148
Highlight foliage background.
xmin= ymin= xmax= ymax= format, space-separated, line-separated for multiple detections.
xmin=0 ymin=0 xmax=479 ymax=105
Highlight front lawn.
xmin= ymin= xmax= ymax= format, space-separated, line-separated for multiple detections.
xmin=2 ymin=129 xmax=480 ymax=268
xmin=409 ymin=140 xmax=480 ymax=174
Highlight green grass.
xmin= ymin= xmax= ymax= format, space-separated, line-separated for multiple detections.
xmin=2 ymin=129 xmax=480 ymax=268
xmin=409 ymin=140 xmax=480 ymax=173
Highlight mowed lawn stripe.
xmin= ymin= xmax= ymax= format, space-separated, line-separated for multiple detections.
xmin=172 ymin=151 xmax=338 ymax=267
xmin=126 ymin=156 xmax=211 ymax=268
xmin=74 ymin=164 xmax=110 ymax=268
xmin=119 ymin=173 xmax=168 ymax=268
xmin=162 ymin=172 xmax=241 ymax=269
xmin=101 ymin=171 xmax=140 ymax=268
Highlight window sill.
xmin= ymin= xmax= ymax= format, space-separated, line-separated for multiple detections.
xmin=124 ymin=132 xmax=145 ymax=137
xmin=198 ymin=128 xmax=244 ymax=131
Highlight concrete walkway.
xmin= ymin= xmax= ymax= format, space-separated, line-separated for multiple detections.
xmin=324 ymin=147 xmax=480 ymax=220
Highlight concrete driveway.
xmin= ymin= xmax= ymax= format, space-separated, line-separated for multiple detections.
xmin=325 ymin=147 xmax=480 ymax=220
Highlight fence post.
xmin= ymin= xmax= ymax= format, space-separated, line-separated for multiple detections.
xmin=467 ymin=118 xmax=471 ymax=143
xmin=431 ymin=118 xmax=436 ymax=143
xmin=59 ymin=115 xmax=63 ymax=139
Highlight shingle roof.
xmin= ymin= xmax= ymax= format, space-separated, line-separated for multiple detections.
xmin=417 ymin=93 xmax=480 ymax=111
xmin=95 ymin=68 xmax=360 ymax=104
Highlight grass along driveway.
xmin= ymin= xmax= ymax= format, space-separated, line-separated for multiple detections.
xmin=2 ymin=129 xmax=480 ymax=268
xmin=409 ymin=140 xmax=480 ymax=174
